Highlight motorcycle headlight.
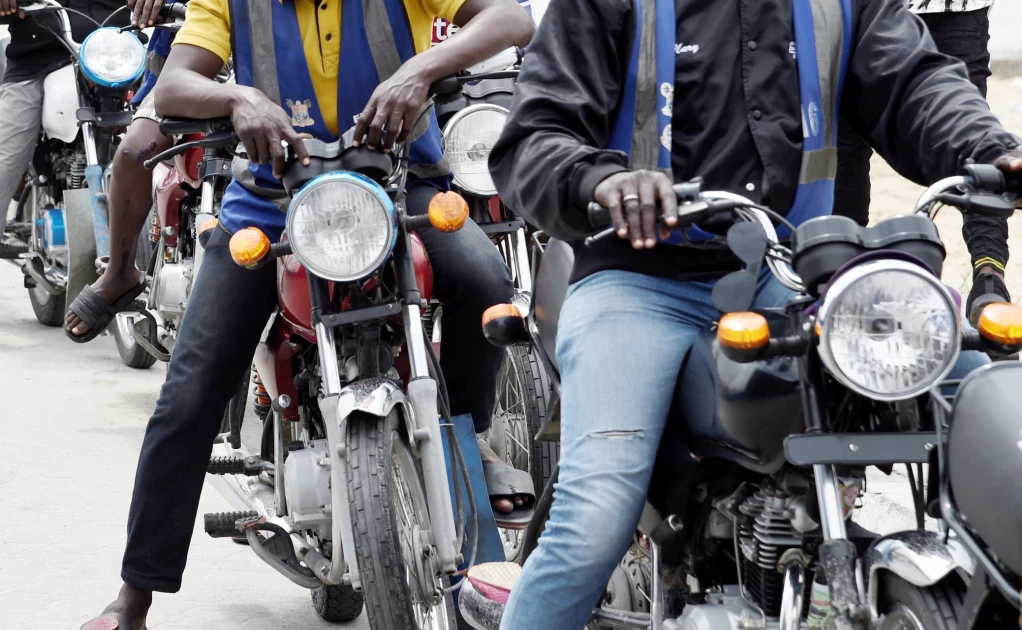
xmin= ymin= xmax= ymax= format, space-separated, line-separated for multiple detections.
xmin=286 ymin=173 xmax=397 ymax=282
xmin=443 ymin=104 xmax=507 ymax=196
xmin=79 ymin=28 xmax=146 ymax=89
xmin=817 ymin=259 xmax=961 ymax=401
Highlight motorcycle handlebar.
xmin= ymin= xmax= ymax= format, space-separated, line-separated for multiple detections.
xmin=159 ymin=116 xmax=233 ymax=136
xmin=143 ymin=127 xmax=237 ymax=169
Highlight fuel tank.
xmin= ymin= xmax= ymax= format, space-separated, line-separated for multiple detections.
xmin=948 ymin=361 xmax=1022 ymax=575
xmin=275 ymin=232 xmax=434 ymax=341
xmin=674 ymin=315 xmax=803 ymax=472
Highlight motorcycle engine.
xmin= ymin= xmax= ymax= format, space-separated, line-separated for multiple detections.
xmin=735 ymin=490 xmax=807 ymax=617
xmin=153 ymin=260 xmax=193 ymax=315
xmin=283 ymin=439 xmax=332 ymax=539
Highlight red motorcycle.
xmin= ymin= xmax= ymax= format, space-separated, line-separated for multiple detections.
xmin=151 ymin=73 xmax=506 ymax=630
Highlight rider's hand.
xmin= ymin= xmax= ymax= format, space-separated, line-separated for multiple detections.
xmin=594 ymin=170 xmax=678 ymax=249
xmin=1 ymin=0 xmax=21 ymax=17
xmin=230 ymin=86 xmax=311 ymax=179
xmin=993 ymin=146 xmax=1022 ymax=208
xmin=128 ymin=0 xmax=163 ymax=26
xmin=352 ymin=58 xmax=431 ymax=153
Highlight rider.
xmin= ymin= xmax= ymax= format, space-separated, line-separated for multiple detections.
xmin=78 ymin=0 xmax=534 ymax=626
xmin=487 ymin=0 xmax=1022 ymax=627
xmin=833 ymin=0 xmax=1009 ymax=325
xmin=64 ymin=0 xmax=176 ymax=340
xmin=0 ymin=0 xmax=130 ymax=258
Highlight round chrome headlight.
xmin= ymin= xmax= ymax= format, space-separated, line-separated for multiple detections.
xmin=285 ymin=173 xmax=397 ymax=282
xmin=817 ymin=259 xmax=961 ymax=401
xmin=79 ymin=28 xmax=146 ymax=89
xmin=442 ymin=104 xmax=507 ymax=196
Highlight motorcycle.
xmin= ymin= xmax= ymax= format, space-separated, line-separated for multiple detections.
xmin=463 ymin=166 xmax=1022 ymax=630
xmin=434 ymin=59 xmax=555 ymax=561
xmin=116 ymin=48 xmax=239 ymax=369
xmin=156 ymin=71 xmax=516 ymax=629
xmin=5 ymin=0 xmax=144 ymax=330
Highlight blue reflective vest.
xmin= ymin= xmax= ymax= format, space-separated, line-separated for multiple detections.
xmin=609 ymin=0 xmax=853 ymax=239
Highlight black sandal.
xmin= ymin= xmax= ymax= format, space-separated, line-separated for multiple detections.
xmin=65 ymin=281 xmax=147 ymax=343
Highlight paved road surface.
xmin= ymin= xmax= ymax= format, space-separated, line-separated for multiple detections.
xmin=0 ymin=264 xmax=370 ymax=630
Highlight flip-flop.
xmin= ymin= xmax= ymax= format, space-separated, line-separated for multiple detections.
xmin=80 ymin=611 xmax=145 ymax=630
xmin=483 ymin=463 xmax=536 ymax=529
xmin=459 ymin=562 xmax=521 ymax=630
xmin=65 ymin=281 xmax=146 ymax=344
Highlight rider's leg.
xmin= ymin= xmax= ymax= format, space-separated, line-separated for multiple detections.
xmin=500 ymin=270 xmax=717 ymax=630
xmin=405 ymin=185 xmax=518 ymax=511
xmin=0 ymin=76 xmax=43 ymax=257
xmin=91 ymin=227 xmax=277 ymax=626
xmin=66 ymin=112 xmax=173 ymax=334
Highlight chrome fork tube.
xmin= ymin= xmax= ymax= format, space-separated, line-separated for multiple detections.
xmin=315 ymin=323 xmax=343 ymax=395
xmin=403 ymin=303 xmax=458 ymax=571
xmin=650 ymin=541 xmax=664 ymax=630
xmin=403 ymin=303 xmax=432 ymax=379
xmin=814 ymin=463 xmax=848 ymax=541
xmin=512 ymin=228 xmax=532 ymax=294
xmin=191 ymin=181 xmax=216 ymax=285
xmin=81 ymin=123 xmax=100 ymax=167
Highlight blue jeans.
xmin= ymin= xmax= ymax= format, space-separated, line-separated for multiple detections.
xmin=500 ymin=269 xmax=988 ymax=630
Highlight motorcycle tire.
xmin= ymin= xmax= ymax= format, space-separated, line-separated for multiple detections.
xmin=114 ymin=316 xmax=157 ymax=369
xmin=27 ymin=285 xmax=65 ymax=327
xmin=876 ymin=574 xmax=964 ymax=630
xmin=345 ymin=409 xmax=456 ymax=630
xmin=311 ymin=584 xmax=364 ymax=622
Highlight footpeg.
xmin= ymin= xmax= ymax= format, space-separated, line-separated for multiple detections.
xmin=204 ymin=510 xmax=261 ymax=538
xmin=207 ymin=454 xmax=270 ymax=476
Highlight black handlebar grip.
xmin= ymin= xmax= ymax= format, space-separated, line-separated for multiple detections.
xmin=961 ymin=164 xmax=1014 ymax=193
xmin=431 ymin=74 xmax=463 ymax=98
xmin=164 ymin=2 xmax=188 ymax=20
xmin=159 ymin=116 xmax=232 ymax=136
xmin=587 ymin=202 xmax=611 ymax=229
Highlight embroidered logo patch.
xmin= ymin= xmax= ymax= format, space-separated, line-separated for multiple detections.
xmin=807 ymin=101 xmax=820 ymax=137
xmin=660 ymin=124 xmax=672 ymax=151
xmin=286 ymin=99 xmax=315 ymax=128
xmin=660 ymin=82 xmax=674 ymax=117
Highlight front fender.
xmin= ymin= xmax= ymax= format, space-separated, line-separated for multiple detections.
xmin=864 ymin=530 xmax=976 ymax=620
xmin=336 ymin=378 xmax=417 ymax=449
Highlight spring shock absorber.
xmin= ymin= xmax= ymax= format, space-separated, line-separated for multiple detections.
xmin=252 ymin=365 xmax=271 ymax=420
xmin=150 ymin=214 xmax=162 ymax=245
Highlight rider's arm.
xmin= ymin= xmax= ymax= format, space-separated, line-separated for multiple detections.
xmin=152 ymin=0 xmax=233 ymax=118
xmin=488 ymin=0 xmax=632 ymax=241
xmin=842 ymin=0 xmax=1020 ymax=184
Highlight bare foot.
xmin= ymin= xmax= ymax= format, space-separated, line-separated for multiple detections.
xmin=81 ymin=583 xmax=152 ymax=630
xmin=65 ymin=270 xmax=143 ymax=336
xmin=477 ymin=436 xmax=531 ymax=515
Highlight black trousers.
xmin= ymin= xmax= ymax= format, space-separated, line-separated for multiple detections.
xmin=121 ymin=187 xmax=512 ymax=592
xmin=832 ymin=7 xmax=1007 ymax=271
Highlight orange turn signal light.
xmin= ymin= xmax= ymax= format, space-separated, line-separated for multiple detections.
xmin=482 ymin=303 xmax=524 ymax=327
xmin=978 ymin=302 xmax=1022 ymax=346
xmin=229 ymin=227 xmax=271 ymax=268
xmin=199 ymin=218 xmax=219 ymax=234
xmin=428 ymin=191 xmax=469 ymax=233
xmin=717 ymin=312 xmax=770 ymax=350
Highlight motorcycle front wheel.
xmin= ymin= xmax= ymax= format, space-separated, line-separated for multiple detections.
xmin=345 ymin=409 xmax=455 ymax=630
xmin=113 ymin=314 xmax=157 ymax=369
xmin=489 ymin=346 xmax=555 ymax=562
xmin=876 ymin=575 xmax=963 ymax=630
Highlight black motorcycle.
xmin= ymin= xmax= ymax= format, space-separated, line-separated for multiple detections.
xmin=434 ymin=59 xmax=556 ymax=560
xmin=464 ymin=166 xmax=1022 ymax=630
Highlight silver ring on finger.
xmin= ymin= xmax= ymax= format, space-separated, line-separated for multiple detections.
xmin=622 ymin=194 xmax=640 ymax=203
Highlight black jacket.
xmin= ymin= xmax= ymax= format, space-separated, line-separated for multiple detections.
xmin=489 ymin=0 xmax=1021 ymax=282
xmin=2 ymin=0 xmax=129 ymax=84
